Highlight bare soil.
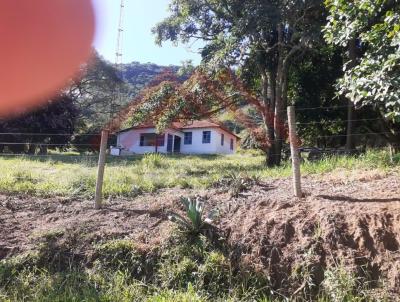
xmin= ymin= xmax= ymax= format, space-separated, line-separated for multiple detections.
xmin=1 ymin=169 xmax=400 ymax=296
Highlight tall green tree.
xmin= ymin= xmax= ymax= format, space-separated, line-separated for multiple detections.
xmin=0 ymin=95 xmax=78 ymax=154
xmin=324 ymin=0 xmax=400 ymax=118
xmin=153 ymin=0 xmax=324 ymax=166
xmin=66 ymin=50 xmax=129 ymax=133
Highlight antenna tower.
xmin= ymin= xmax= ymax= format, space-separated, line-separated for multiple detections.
xmin=115 ymin=0 xmax=125 ymax=67
xmin=110 ymin=0 xmax=125 ymax=119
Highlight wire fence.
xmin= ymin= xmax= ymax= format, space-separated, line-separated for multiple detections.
xmin=296 ymin=117 xmax=382 ymax=125
xmin=0 ymin=104 xmax=397 ymax=160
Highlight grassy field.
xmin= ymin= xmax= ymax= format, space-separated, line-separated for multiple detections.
xmin=1 ymin=150 xmax=398 ymax=301
xmin=0 ymin=149 xmax=398 ymax=198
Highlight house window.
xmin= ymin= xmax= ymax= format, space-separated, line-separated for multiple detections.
xmin=230 ymin=138 xmax=234 ymax=150
xmin=202 ymin=131 xmax=211 ymax=144
xmin=139 ymin=133 xmax=164 ymax=146
xmin=184 ymin=132 xmax=192 ymax=145
xmin=221 ymin=133 xmax=224 ymax=146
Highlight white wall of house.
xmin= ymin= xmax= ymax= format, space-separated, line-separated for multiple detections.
xmin=181 ymin=127 xmax=237 ymax=154
xmin=115 ymin=127 xmax=238 ymax=155
xmin=116 ymin=127 xmax=183 ymax=154
xmin=181 ymin=128 xmax=216 ymax=154
xmin=214 ymin=128 xmax=237 ymax=155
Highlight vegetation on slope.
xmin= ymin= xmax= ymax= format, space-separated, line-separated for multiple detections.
xmin=0 ymin=230 xmax=388 ymax=301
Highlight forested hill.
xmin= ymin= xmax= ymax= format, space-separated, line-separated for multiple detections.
xmin=119 ymin=62 xmax=179 ymax=91
xmin=66 ymin=57 xmax=182 ymax=132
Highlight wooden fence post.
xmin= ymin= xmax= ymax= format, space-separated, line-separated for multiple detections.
xmin=389 ymin=144 xmax=394 ymax=164
xmin=287 ymin=106 xmax=302 ymax=198
xmin=95 ymin=129 xmax=109 ymax=209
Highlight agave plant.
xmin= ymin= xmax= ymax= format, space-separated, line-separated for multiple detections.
xmin=168 ymin=196 xmax=206 ymax=233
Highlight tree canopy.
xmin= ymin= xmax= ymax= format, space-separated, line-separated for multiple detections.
xmin=324 ymin=0 xmax=400 ymax=119
xmin=152 ymin=0 xmax=324 ymax=166
xmin=0 ymin=95 xmax=78 ymax=154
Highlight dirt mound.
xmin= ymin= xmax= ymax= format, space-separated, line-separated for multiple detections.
xmin=1 ymin=170 xmax=399 ymax=297
xmin=220 ymin=171 xmax=400 ymax=296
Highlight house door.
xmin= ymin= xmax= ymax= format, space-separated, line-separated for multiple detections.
xmin=173 ymin=136 xmax=181 ymax=153
xmin=167 ymin=134 xmax=173 ymax=153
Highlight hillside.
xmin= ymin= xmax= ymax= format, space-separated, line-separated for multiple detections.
xmin=67 ymin=59 xmax=181 ymax=132
xmin=120 ymin=62 xmax=179 ymax=92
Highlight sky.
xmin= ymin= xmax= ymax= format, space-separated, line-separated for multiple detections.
xmin=92 ymin=0 xmax=203 ymax=66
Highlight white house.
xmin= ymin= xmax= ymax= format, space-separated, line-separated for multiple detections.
xmin=113 ymin=120 xmax=240 ymax=155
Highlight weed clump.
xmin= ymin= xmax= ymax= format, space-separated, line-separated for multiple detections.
xmin=69 ymin=173 xmax=96 ymax=198
xmin=322 ymin=261 xmax=365 ymax=302
xmin=214 ymin=172 xmax=260 ymax=197
xmin=157 ymin=232 xmax=270 ymax=300
xmin=93 ymin=239 xmax=155 ymax=281
xmin=142 ymin=153 xmax=167 ymax=168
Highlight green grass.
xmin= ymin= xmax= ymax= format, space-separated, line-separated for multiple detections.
xmin=0 ymin=232 xmax=386 ymax=302
xmin=1 ymin=150 xmax=396 ymax=301
xmin=0 ymin=149 xmax=398 ymax=198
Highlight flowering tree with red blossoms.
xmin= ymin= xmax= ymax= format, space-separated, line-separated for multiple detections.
xmin=108 ymin=68 xmax=288 ymax=161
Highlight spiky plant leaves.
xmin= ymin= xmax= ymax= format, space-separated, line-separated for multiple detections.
xmin=167 ymin=213 xmax=192 ymax=230
xmin=168 ymin=196 xmax=206 ymax=234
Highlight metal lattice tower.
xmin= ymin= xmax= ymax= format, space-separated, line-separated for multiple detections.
xmin=110 ymin=0 xmax=125 ymax=119
xmin=115 ymin=0 xmax=125 ymax=67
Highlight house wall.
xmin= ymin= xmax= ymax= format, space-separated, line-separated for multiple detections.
xmin=180 ymin=127 xmax=237 ymax=154
xmin=116 ymin=128 xmax=183 ymax=154
xmin=214 ymin=128 xmax=238 ymax=155
xmin=116 ymin=127 xmax=238 ymax=155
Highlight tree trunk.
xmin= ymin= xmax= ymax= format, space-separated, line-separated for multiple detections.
xmin=261 ymin=24 xmax=293 ymax=167
xmin=345 ymin=99 xmax=355 ymax=152
xmin=270 ymin=41 xmax=287 ymax=167
xmin=264 ymin=24 xmax=285 ymax=167
xmin=345 ymin=39 xmax=357 ymax=152
xmin=28 ymin=144 xmax=36 ymax=154
xmin=274 ymin=62 xmax=289 ymax=166
xmin=261 ymin=71 xmax=277 ymax=167
xmin=39 ymin=145 xmax=48 ymax=155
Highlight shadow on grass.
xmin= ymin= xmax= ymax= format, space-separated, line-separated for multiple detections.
xmin=318 ymin=195 xmax=400 ymax=203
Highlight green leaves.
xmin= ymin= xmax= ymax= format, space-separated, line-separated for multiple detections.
xmin=324 ymin=0 xmax=400 ymax=117
xmin=168 ymin=196 xmax=206 ymax=234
